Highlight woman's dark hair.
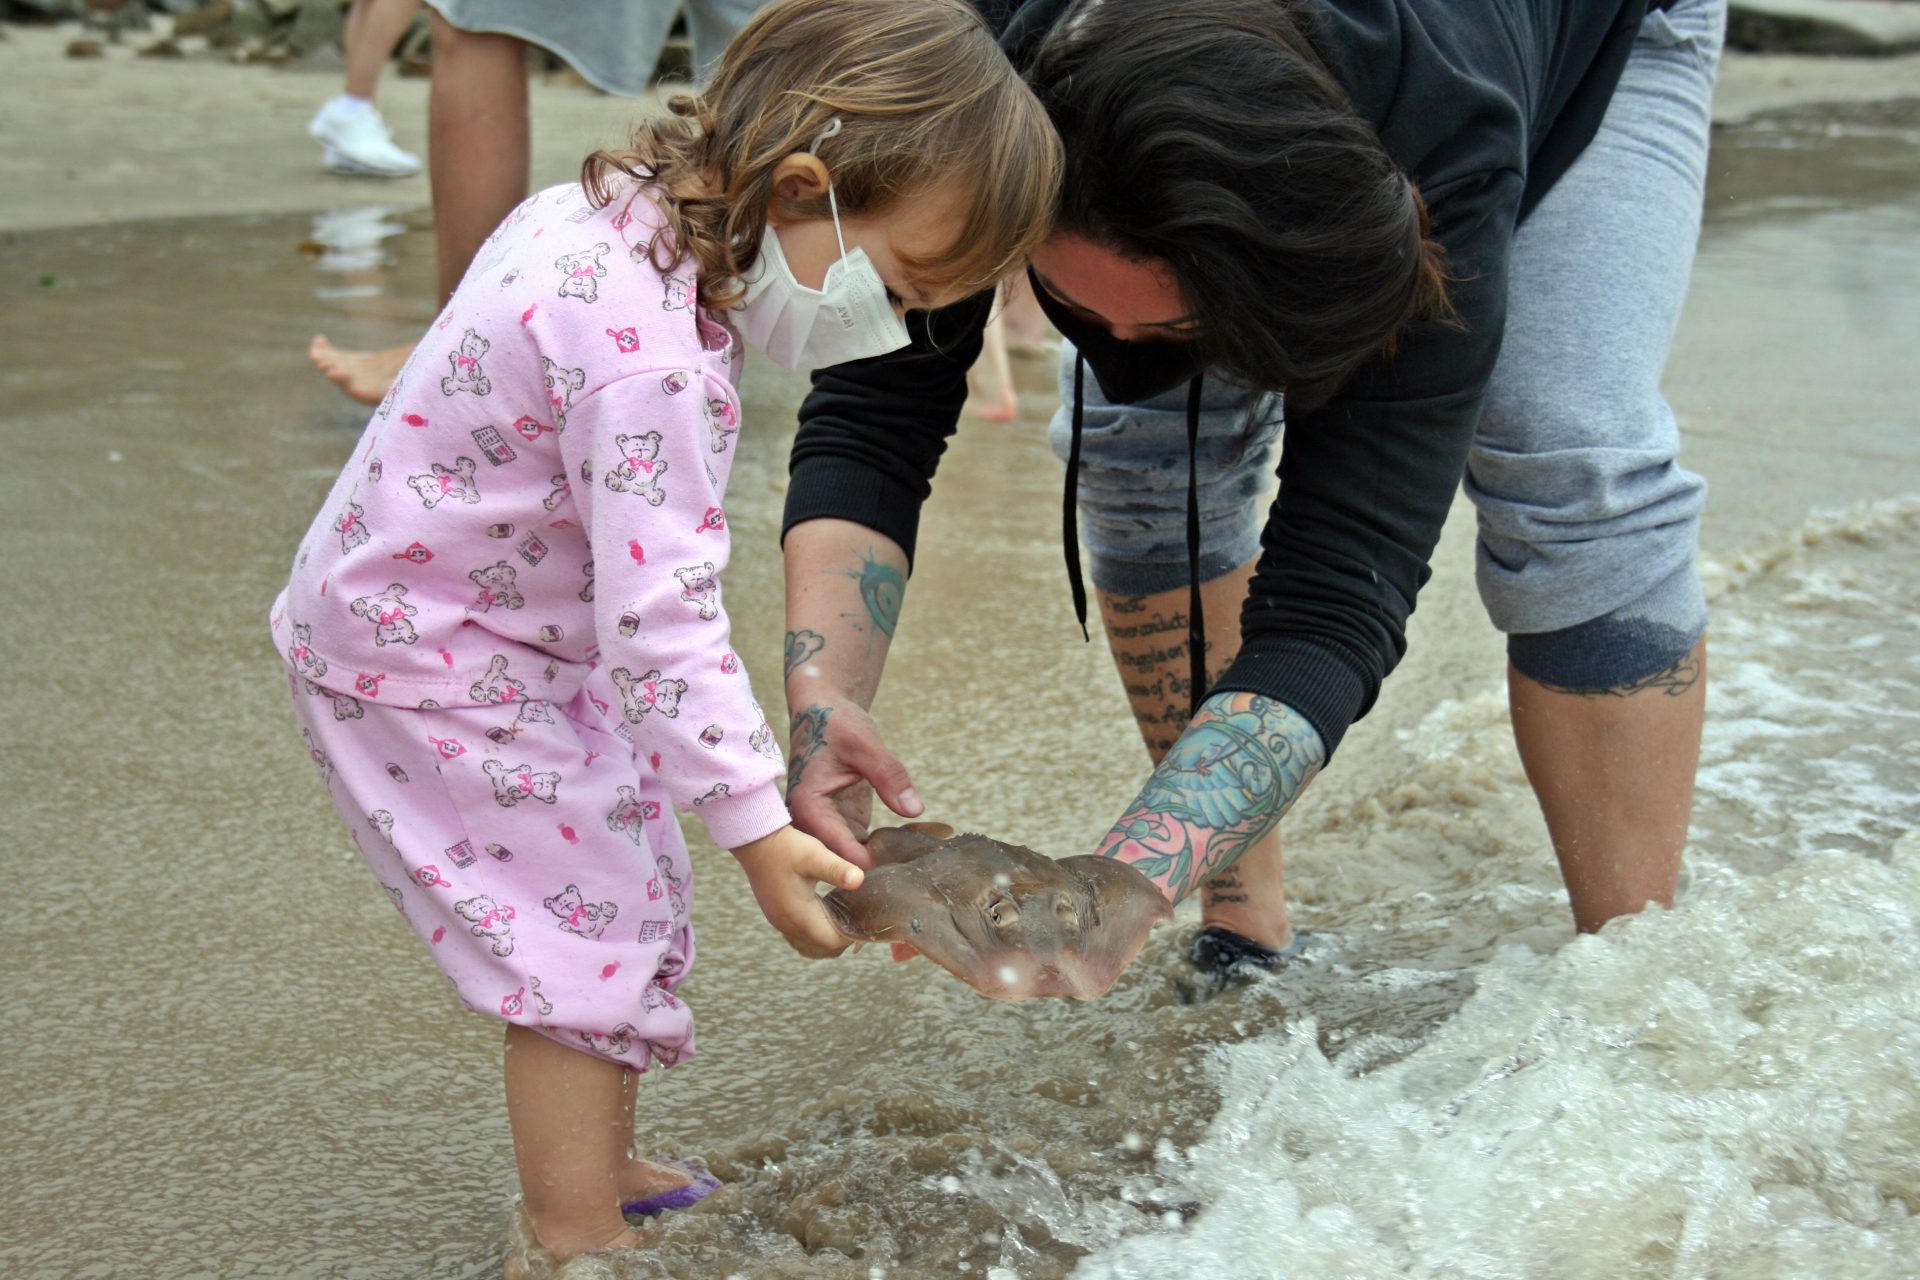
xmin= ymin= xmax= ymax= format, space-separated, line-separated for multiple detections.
xmin=1025 ymin=0 xmax=1451 ymax=405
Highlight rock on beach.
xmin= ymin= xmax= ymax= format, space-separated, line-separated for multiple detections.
xmin=1730 ymin=0 xmax=1920 ymax=55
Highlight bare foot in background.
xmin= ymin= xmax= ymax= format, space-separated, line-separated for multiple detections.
xmin=309 ymin=334 xmax=412 ymax=405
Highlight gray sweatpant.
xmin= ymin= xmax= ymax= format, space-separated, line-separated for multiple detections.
xmin=1050 ymin=0 xmax=1725 ymax=690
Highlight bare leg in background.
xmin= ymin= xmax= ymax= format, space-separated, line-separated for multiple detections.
xmin=311 ymin=15 xmax=531 ymax=403
xmin=341 ymin=0 xmax=422 ymax=102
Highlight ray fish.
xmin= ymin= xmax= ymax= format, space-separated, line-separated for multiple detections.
xmin=823 ymin=823 xmax=1171 ymax=1001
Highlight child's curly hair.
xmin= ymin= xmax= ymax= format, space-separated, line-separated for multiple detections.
xmin=584 ymin=0 xmax=1063 ymax=312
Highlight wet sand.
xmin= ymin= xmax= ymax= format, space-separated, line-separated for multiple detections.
xmin=2 ymin=26 xmax=1919 ymax=1280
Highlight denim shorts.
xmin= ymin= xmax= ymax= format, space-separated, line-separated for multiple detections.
xmin=1044 ymin=373 xmax=1283 ymax=596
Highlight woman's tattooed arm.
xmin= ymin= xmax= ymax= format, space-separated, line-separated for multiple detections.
xmin=782 ymin=521 xmax=909 ymax=709
xmin=787 ymin=705 xmax=832 ymax=791
xmin=1093 ymin=692 xmax=1326 ymax=904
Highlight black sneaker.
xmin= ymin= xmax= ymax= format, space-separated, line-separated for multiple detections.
xmin=1175 ymin=925 xmax=1310 ymax=1004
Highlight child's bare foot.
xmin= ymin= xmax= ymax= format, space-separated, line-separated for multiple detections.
xmin=308 ymin=334 xmax=412 ymax=406
xmin=504 ymin=1202 xmax=647 ymax=1280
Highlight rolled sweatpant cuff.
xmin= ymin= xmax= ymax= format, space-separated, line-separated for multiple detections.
xmin=1505 ymin=560 xmax=1707 ymax=690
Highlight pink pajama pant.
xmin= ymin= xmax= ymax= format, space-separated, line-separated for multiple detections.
xmin=287 ymin=666 xmax=696 ymax=1072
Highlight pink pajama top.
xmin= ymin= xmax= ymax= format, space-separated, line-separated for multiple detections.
xmin=271 ymin=179 xmax=789 ymax=849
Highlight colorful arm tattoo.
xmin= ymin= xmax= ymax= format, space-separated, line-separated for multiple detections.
xmin=1093 ymin=692 xmax=1326 ymax=904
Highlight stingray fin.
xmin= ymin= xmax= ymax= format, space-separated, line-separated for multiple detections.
xmin=866 ymin=822 xmax=955 ymax=866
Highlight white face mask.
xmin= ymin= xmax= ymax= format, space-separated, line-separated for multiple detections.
xmin=732 ymin=133 xmax=912 ymax=370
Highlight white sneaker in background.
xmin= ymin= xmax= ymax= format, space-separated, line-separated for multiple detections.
xmin=308 ymin=96 xmax=421 ymax=179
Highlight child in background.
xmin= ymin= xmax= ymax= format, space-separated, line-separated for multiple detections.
xmin=270 ymin=0 xmax=1060 ymax=1268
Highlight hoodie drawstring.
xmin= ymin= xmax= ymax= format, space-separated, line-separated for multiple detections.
xmin=1063 ymin=363 xmax=1210 ymax=717
xmin=1183 ymin=374 xmax=1207 ymax=716
xmin=1064 ymin=354 xmax=1090 ymax=643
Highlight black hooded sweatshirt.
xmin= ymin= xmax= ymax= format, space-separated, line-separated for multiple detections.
xmin=783 ymin=0 xmax=1669 ymax=758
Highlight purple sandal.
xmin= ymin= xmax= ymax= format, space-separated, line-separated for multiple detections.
xmin=620 ymin=1164 xmax=722 ymax=1218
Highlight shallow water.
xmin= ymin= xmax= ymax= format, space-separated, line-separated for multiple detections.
xmin=2 ymin=100 xmax=1918 ymax=1278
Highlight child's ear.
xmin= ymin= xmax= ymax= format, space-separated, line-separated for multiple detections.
xmin=765 ymin=154 xmax=832 ymax=223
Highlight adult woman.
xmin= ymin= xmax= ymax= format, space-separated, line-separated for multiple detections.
xmin=781 ymin=0 xmax=1724 ymax=977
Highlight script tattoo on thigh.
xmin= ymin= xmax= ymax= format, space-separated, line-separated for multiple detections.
xmin=784 ymin=629 xmax=826 ymax=679
xmin=1545 ymin=652 xmax=1702 ymax=699
xmin=1093 ymin=693 xmax=1324 ymax=904
xmin=787 ymin=705 xmax=831 ymax=792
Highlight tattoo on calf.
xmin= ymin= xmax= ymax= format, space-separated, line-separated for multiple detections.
xmin=1203 ymin=869 xmax=1249 ymax=905
xmin=786 ymin=705 xmax=831 ymax=792
xmin=1115 ymin=643 xmax=1195 ymax=673
xmin=1105 ymin=610 xmax=1189 ymax=641
xmin=1094 ymin=693 xmax=1325 ymax=904
xmin=1107 ymin=598 xmax=1220 ymax=758
xmin=1543 ymin=653 xmax=1702 ymax=699
xmin=784 ymin=629 xmax=825 ymax=679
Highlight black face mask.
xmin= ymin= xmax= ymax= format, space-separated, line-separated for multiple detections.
xmin=1027 ymin=268 xmax=1208 ymax=405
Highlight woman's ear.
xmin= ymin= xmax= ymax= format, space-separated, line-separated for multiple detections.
xmin=765 ymin=153 xmax=832 ymax=226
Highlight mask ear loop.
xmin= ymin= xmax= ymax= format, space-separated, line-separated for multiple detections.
xmin=827 ymin=187 xmax=849 ymax=260
xmin=809 ymin=119 xmax=851 ymax=259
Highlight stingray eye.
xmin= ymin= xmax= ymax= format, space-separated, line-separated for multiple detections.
xmin=1052 ymin=894 xmax=1081 ymax=932
xmin=984 ymin=893 xmax=1021 ymax=928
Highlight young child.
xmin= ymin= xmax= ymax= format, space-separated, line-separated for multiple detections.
xmin=269 ymin=0 xmax=1060 ymax=1267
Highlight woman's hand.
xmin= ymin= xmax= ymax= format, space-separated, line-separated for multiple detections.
xmin=785 ymin=694 xmax=923 ymax=869
xmin=730 ymin=825 xmax=866 ymax=959
xmin=781 ymin=521 xmax=918 ymax=866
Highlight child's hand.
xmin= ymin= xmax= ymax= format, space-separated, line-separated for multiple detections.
xmin=730 ymin=825 xmax=866 ymax=958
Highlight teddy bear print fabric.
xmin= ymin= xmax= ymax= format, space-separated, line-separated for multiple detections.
xmin=289 ymin=668 xmax=696 ymax=1071
xmin=270 ymin=178 xmax=789 ymax=853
